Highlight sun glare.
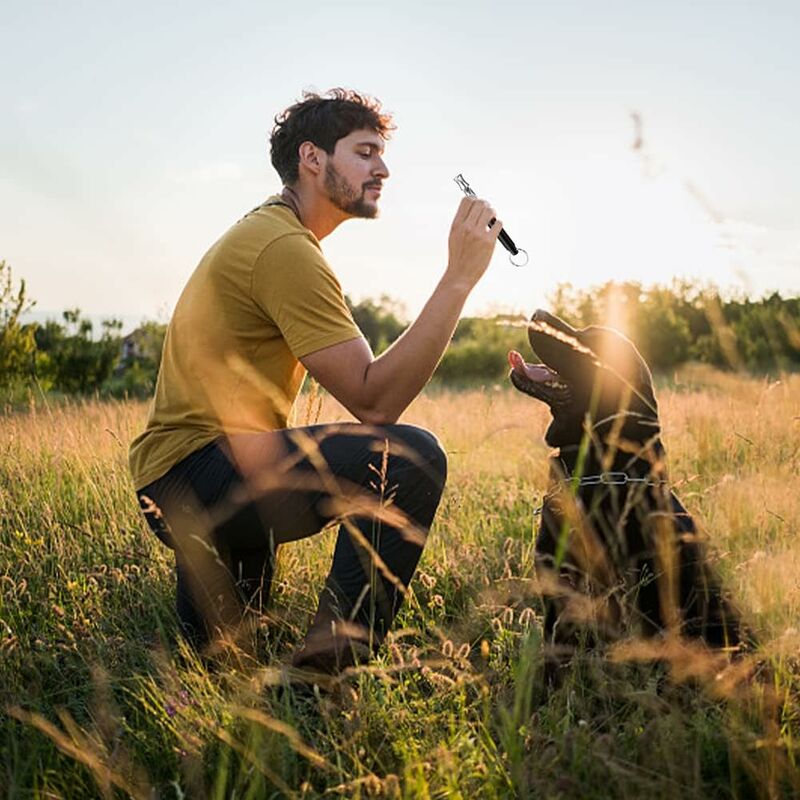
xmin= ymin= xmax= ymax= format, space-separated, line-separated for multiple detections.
xmin=567 ymin=158 xmax=731 ymax=290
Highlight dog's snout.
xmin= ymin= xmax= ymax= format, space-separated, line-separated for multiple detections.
xmin=530 ymin=309 xmax=578 ymax=339
xmin=531 ymin=308 xmax=575 ymax=335
xmin=531 ymin=309 xmax=561 ymax=328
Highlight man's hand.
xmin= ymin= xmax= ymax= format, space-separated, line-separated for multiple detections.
xmin=444 ymin=197 xmax=503 ymax=294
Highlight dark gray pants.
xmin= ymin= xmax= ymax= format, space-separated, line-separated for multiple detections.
xmin=136 ymin=423 xmax=447 ymax=670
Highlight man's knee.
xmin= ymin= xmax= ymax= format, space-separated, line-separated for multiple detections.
xmin=386 ymin=424 xmax=447 ymax=488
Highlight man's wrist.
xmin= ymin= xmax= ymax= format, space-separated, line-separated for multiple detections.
xmin=438 ymin=271 xmax=473 ymax=301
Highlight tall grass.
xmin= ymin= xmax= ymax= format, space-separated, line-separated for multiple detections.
xmin=1 ymin=368 xmax=798 ymax=798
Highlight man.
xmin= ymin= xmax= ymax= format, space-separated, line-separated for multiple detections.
xmin=130 ymin=88 xmax=502 ymax=673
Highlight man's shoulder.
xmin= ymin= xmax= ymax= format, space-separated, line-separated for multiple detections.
xmin=248 ymin=208 xmax=330 ymax=275
xmin=208 ymin=198 xmax=320 ymax=277
xmin=234 ymin=196 xmax=316 ymax=247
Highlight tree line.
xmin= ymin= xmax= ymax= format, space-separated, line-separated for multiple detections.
xmin=436 ymin=280 xmax=799 ymax=383
xmin=0 ymin=260 xmax=166 ymax=402
xmin=1 ymin=260 xmax=798 ymax=402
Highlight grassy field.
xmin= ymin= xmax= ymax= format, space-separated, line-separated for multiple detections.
xmin=1 ymin=366 xmax=799 ymax=798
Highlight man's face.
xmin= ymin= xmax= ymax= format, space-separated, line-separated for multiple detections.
xmin=322 ymin=129 xmax=389 ymax=219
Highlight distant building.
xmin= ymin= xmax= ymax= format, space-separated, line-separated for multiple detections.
xmin=114 ymin=328 xmax=147 ymax=377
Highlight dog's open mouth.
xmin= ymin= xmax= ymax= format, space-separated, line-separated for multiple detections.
xmin=508 ymin=350 xmax=573 ymax=407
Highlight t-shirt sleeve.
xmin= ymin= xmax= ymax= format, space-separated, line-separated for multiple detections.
xmin=251 ymin=233 xmax=364 ymax=359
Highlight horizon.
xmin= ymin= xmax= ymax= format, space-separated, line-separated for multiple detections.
xmin=19 ymin=276 xmax=798 ymax=340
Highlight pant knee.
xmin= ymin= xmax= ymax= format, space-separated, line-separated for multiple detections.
xmin=387 ymin=424 xmax=448 ymax=488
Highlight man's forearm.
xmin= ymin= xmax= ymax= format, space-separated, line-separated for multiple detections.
xmin=360 ymin=275 xmax=471 ymax=423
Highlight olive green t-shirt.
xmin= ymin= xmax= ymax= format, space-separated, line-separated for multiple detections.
xmin=128 ymin=197 xmax=363 ymax=489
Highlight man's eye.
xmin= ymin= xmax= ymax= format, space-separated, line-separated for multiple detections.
xmin=359 ymin=152 xmax=371 ymax=159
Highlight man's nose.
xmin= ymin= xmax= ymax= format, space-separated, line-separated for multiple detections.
xmin=374 ymin=157 xmax=389 ymax=179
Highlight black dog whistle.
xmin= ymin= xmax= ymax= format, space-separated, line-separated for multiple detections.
xmin=495 ymin=226 xmax=520 ymax=256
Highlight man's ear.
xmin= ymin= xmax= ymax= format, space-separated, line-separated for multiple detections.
xmin=297 ymin=141 xmax=324 ymax=177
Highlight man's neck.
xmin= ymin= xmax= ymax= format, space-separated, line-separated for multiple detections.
xmin=280 ymin=185 xmax=347 ymax=241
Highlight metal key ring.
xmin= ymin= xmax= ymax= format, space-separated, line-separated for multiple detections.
xmin=509 ymin=249 xmax=529 ymax=267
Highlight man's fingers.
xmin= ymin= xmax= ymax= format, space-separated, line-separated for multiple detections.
xmin=458 ymin=196 xmax=492 ymax=225
xmin=453 ymin=196 xmax=501 ymax=240
xmin=488 ymin=216 xmax=504 ymax=240
xmin=461 ymin=197 xmax=483 ymax=225
xmin=454 ymin=196 xmax=476 ymax=225
xmin=477 ymin=204 xmax=500 ymax=236
xmin=447 ymin=194 xmax=503 ymax=287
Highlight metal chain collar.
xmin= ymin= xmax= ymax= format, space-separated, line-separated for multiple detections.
xmin=532 ymin=472 xmax=665 ymax=516
xmin=568 ymin=471 xmax=662 ymax=487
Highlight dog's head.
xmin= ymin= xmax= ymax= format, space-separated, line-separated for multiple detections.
xmin=509 ymin=309 xmax=660 ymax=448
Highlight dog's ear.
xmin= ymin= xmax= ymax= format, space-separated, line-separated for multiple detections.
xmin=581 ymin=327 xmax=660 ymax=440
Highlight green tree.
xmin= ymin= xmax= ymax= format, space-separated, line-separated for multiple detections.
xmin=0 ymin=260 xmax=37 ymax=391
xmin=347 ymin=294 xmax=407 ymax=354
xmin=34 ymin=309 xmax=122 ymax=394
xmin=630 ymin=286 xmax=691 ymax=369
xmin=436 ymin=315 xmax=530 ymax=384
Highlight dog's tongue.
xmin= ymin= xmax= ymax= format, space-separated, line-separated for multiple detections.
xmin=508 ymin=350 xmax=526 ymax=372
xmin=508 ymin=350 xmax=555 ymax=383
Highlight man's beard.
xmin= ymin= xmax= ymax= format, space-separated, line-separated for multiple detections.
xmin=324 ymin=162 xmax=379 ymax=219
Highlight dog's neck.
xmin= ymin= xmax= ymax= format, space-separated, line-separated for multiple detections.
xmin=553 ymin=438 xmax=667 ymax=484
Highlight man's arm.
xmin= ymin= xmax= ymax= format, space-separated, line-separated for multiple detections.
xmin=301 ymin=196 xmax=502 ymax=424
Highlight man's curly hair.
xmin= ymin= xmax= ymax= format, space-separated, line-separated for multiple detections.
xmin=270 ymin=88 xmax=394 ymax=184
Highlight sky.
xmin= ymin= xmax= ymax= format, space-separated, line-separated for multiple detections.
xmin=2 ymin=0 xmax=799 ymax=331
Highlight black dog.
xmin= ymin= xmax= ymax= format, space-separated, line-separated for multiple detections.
xmin=508 ymin=310 xmax=746 ymax=684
